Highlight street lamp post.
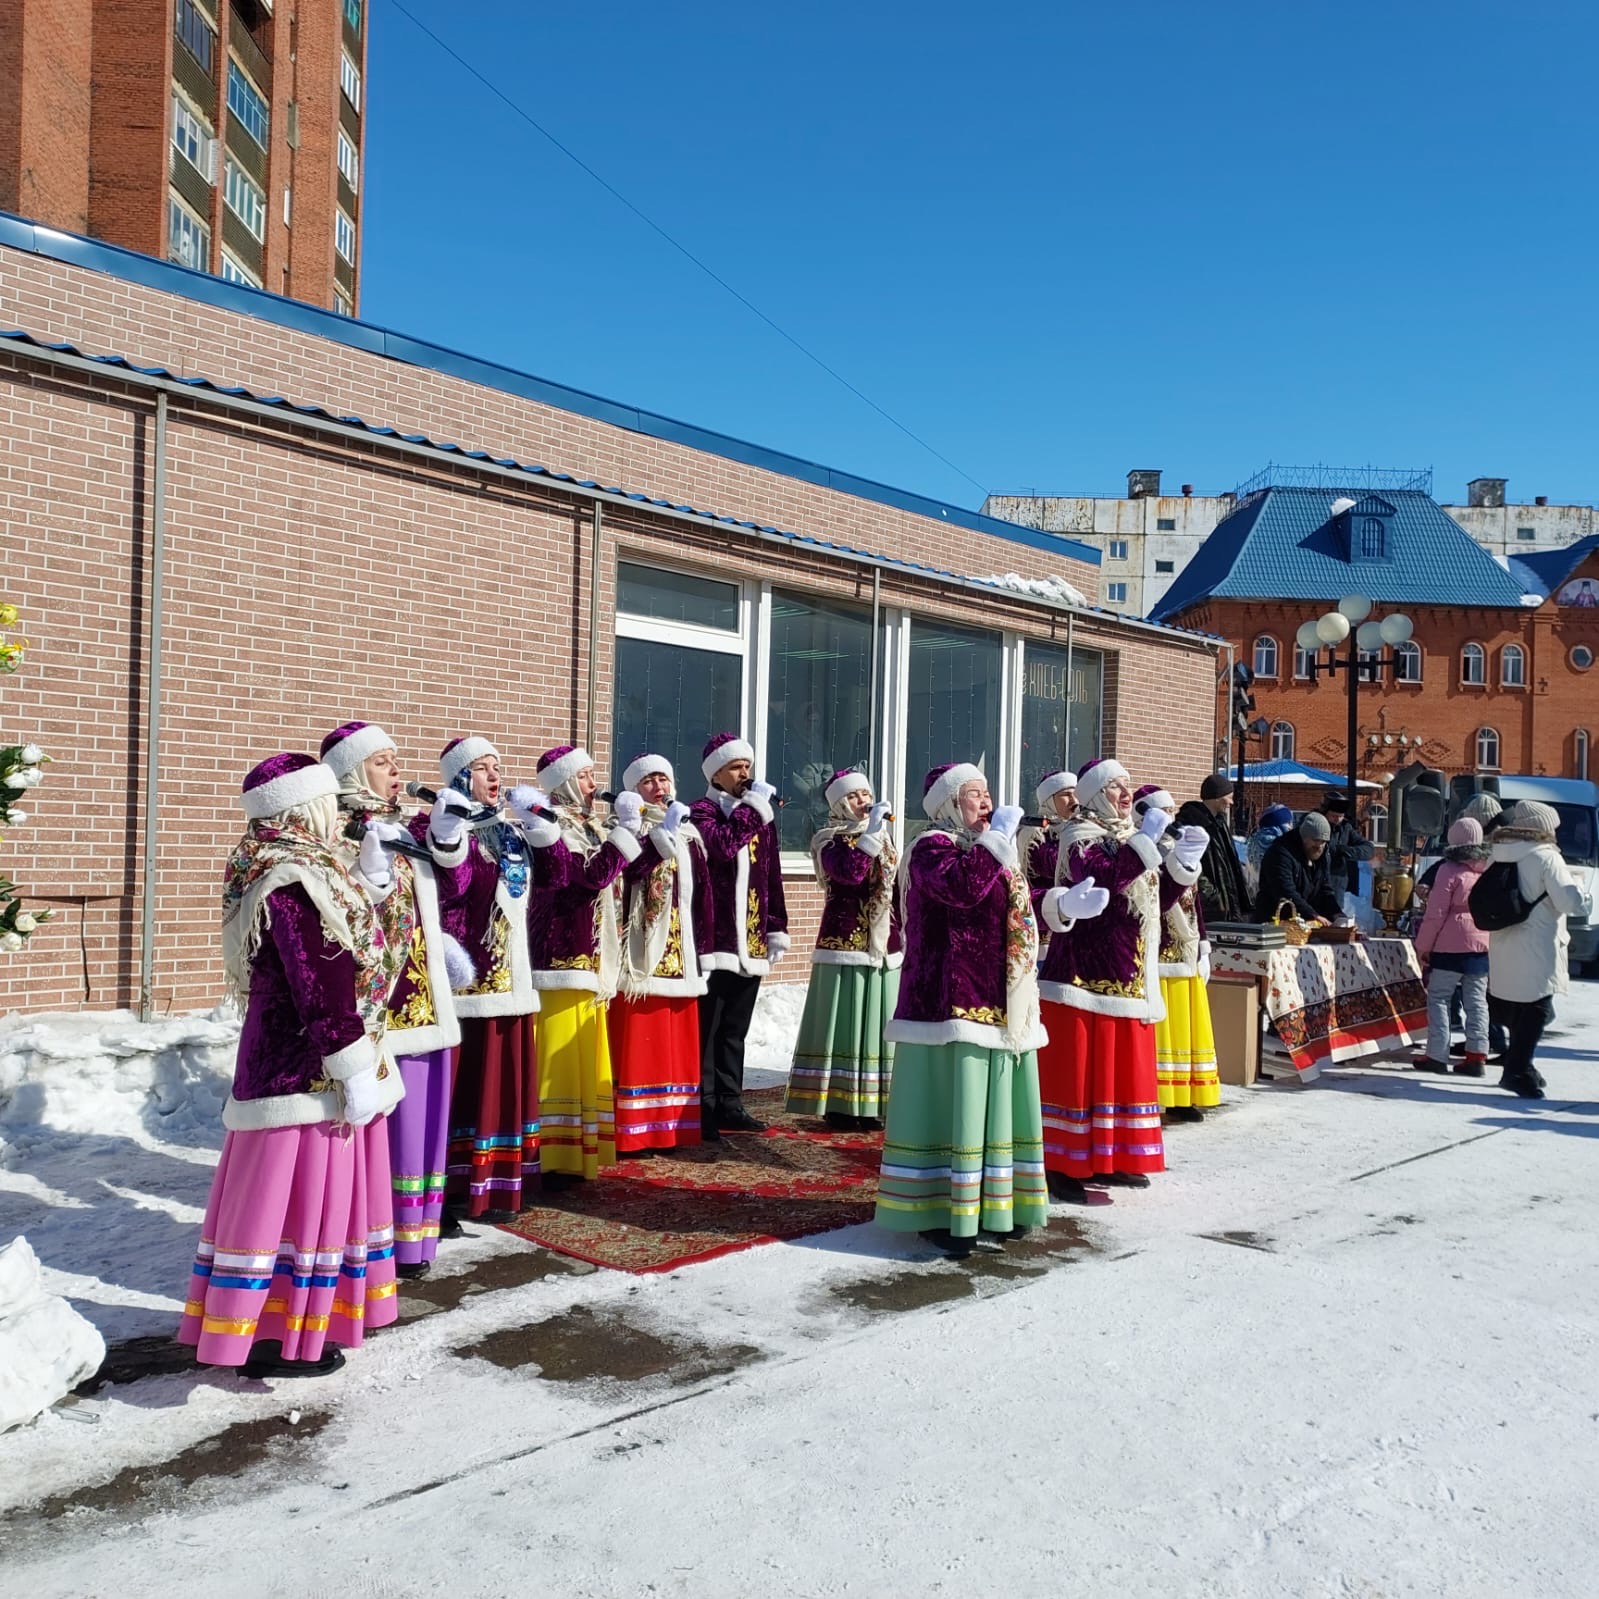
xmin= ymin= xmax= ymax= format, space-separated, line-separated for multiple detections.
xmin=1297 ymin=594 xmax=1414 ymax=823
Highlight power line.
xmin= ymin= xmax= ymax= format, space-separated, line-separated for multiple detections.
xmin=383 ymin=0 xmax=989 ymax=498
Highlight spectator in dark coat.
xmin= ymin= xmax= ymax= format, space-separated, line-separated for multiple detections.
xmin=1320 ymin=792 xmax=1375 ymax=898
xmin=1174 ymin=773 xmax=1250 ymax=924
xmin=1253 ymin=813 xmax=1344 ymax=924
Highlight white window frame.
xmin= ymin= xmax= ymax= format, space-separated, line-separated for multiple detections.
xmin=1253 ymin=634 xmax=1280 ymax=679
xmin=1269 ymin=720 xmax=1295 ymax=760
xmin=167 ymin=195 xmax=210 ymax=270
xmin=219 ymin=249 xmax=261 ymax=287
xmin=223 ymin=157 xmax=266 ymax=241
xmin=1461 ymin=642 xmax=1486 ymax=687
xmin=227 ymin=59 xmax=270 ymax=148
xmin=1476 ymin=727 xmax=1501 ymax=770
xmin=337 ymin=128 xmax=360 ymax=191
xmin=1500 ymin=643 xmax=1526 ymax=687
xmin=334 ymin=206 xmax=357 ymax=263
xmin=1108 ymin=539 xmax=1128 ymax=561
xmin=1365 ymin=802 xmax=1388 ymax=846
xmin=171 ymin=90 xmax=216 ymax=181
xmin=1293 ymin=641 xmax=1315 ymax=680
xmin=341 ymin=50 xmax=363 ymax=110
xmin=1393 ymin=639 xmax=1422 ymax=683
xmin=1106 ymin=582 xmax=1128 ymax=604
xmin=333 ymin=287 xmax=354 ymax=317
xmin=1577 ymin=729 xmax=1591 ymax=782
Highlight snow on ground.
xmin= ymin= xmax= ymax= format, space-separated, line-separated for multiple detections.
xmin=2 ymin=978 xmax=1597 ymax=1596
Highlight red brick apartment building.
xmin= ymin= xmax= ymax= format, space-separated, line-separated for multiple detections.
xmin=0 ymin=220 xmax=1221 ymax=1014
xmin=0 ymin=0 xmax=367 ymax=312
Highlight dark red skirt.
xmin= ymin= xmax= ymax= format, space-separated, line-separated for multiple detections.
xmin=446 ymin=1012 xmax=541 ymax=1215
xmin=610 ymin=994 xmax=702 ymax=1152
xmin=1037 ymin=1001 xmax=1165 ymax=1178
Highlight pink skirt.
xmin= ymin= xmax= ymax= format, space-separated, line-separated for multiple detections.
xmin=177 ymin=1117 xmax=398 ymax=1367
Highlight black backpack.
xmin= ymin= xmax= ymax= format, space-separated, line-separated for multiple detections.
xmin=1468 ymin=861 xmax=1547 ymax=932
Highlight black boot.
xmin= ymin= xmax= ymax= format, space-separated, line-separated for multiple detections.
xmin=1165 ymin=1105 xmax=1205 ymax=1122
xmin=395 ymin=1260 xmax=431 ymax=1280
xmin=699 ymin=1105 xmax=723 ymax=1143
xmin=716 ymin=1106 xmax=768 ymax=1133
xmin=438 ymin=1211 xmax=466 ymax=1240
xmin=1501 ymin=1072 xmax=1545 ymax=1100
xmin=241 ymin=1341 xmax=346 ymax=1380
xmin=919 ymin=1228 xmax=974 ymax=1260
xmin=1047 ymin=1171 xmax=1089 ymax=1203
xmin=823 ymin=1111 xmax=857 ymax=1131
xmin=1100 ymin=1172 xmax=1152 ymax=1189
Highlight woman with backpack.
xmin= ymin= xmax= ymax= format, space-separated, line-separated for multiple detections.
xmin=1411 ymin=817 xmax=1491 ymax=1077
xmin=1478 ymin=801 xmax=1593 ymax=1100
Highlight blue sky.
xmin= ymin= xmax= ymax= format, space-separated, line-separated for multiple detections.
xmin=363 ymin=1 xmax=1598 ymax=511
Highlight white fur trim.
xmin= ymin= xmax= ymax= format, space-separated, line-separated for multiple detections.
xmin=321 ymin=1036 xmax=378 ymax=1081
xmin=824 ymin=770 xmax=872 ymax=807
xmin=1035 ymin=771 xmax=1077 ymax=809
xmin=221 ymin=1066 xmax=403 ymax=1131
xmin=922 ymin=762 xmax=985 ymax=821
xmin=1164 ymin=851 xmax=1202 ymax=888
xmin=699 ymin=950 xmax=771 ymax=976
xmin=425 ymin=817 xmax=471 ymax=868
xmin=453 ymin=874 xmax=539 ymax=1018
xmin=537 ymin=746 xmax=595 ymax=795
xmin=884 ymin=1016 xmax=1047 ymax=1052
xmin=856 ymin=829 xmax=886 ymax=859
xmin=1127 ymin=832 xmax=1164 ymax=872
xmin=1076 ymin=758 xmax=1130 ymax=809
xmin=623 ymin=753 xmax=673 ymax=792
xmin=608 ymin=826 xmax=643 ymax=862
xmin=241 ymin=761 xmax=338 ymax=820
xmin=1039 ymin=981 xmax=1163 ymax=1022
xmin=1158 ymin=961 xmax=1199 ymax=979
xmin=531 ymin=968 xmax=606 ymax=993
xmin=382 ymin=860 xmax=463 ymax=1055
xmin=975 ymin=829 xmax=1019 ymax=870
xmin=701 ymin=737 xmax=755 ymax=782
xmin=518 ymin=816 xmax=563 ymax=849
xmin=1134 ymin=789 xmax=1175 ymax=815
xmin=322 ymin=724 xmax=395 ymax=779
xmin=740 ymin=790 xmax=774 ymax=825
xmin=440 ymin=736 xmax=497 ymax=786
xmin=811 ymin=947 xmax=902 ymax=970
xmin=621 ymin=974 xmax=707 ymax=999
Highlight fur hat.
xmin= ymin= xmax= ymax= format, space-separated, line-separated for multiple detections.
xmin=319 ymin=721 xmax=396 ymax=780
xmin=440 ymin=736 xmax=497 ymax=787
xmin=824 ymin=769 xmax=872 ymax=808
xmin=622 ymin=752 xmax=673 ymax=793
xmin=1035 ymin=769 xmax=1076 ymax=810
xmin=1133 ymin=783 xmax=1175 ymax=814
xmin=537 ymin=744 xmax=595 ymax=794
xmin=1076 ymin=757 xmax=1130 ymax=809
xmin=701 ymin=731 xmax=755 ymax=783
xmin=241 ymin=753 xmax=337 ymax=820
xmin=921 ymin=762 xmax=985 ymax=820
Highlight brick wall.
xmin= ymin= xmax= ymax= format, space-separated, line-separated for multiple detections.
xmin=0 ymin=241 xmax=1218 ymax=1013
xmin=0 ymin=0 xmax=96 ymax=234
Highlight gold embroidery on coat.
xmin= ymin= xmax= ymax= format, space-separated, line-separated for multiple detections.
xmin=390 ymin=924 xmax=438 ymax=1029
xmin=1070 ymin=934 xmax=1147 ymax=997
xmin=656 ymin=904 xmax=685 ymax=978
xmin=471 ymin=913 xmax=512 ymax=994
xmin=952 ymin=1003 xmax=1007 ymax=1026
xmin=746 ymin=889 xmax=768 ymax=960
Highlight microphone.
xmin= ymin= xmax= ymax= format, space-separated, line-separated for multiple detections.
xmin=403 ymin=782 xmax=505 ymax=829
xmin=404 ymin=781 xmax=437 ymax=802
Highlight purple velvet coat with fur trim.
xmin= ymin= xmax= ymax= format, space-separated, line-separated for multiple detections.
xmin=527 ymin=832 xmax=638 ymax=990
xmin=690 ymin=791 xmax=788 ymax=976
xmin=814 ymin=836 xmax=903 ymax=967
xmin=1024 ymin=830 xmax=1060 ymax=930
xmin=434 ymin=832 xmax=536 ymax=1018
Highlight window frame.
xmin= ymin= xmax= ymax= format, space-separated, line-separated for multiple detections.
xmin=174 ymin=0 xmax=216 ymax=75
xmin=1460 ymin=641 xmax=1487 ymax=687
xmin=1577 ymin=729 xmax=1591 ymax=783
xmin=341 ymin=50 xmax=363 ymax=111
xmin=1252 ymin=633 xmax=1280 ymax=680
xmin=219 ymin=249 xmax=261 ymax=287
xmin=1365 ymin=802 xmax=1388 ymax=847
xmin=1515 ymin=526 xmax=1536 ymax=541
xmin=227 ymin=59 xmax=270 ymax=148
xmin=334 ymin=206 xmax=357 ymax=263
xmin=171 ymin=90 xmax=216 ymax=182
xmin=333 ymin=287 xmax=354 ymax=317
xmin=1500 ymin=642 xmax=1527 ymax=688
xmin=1269 ymin=720 xmax=1295 ymax=760
xmin=343 ymin=0 xmax=362 ymax=31
xmin=1105 ymin=582 xmax=1128 ymax=604
xmin=1475 ymin=726 xmax=1501 ymax=771
xmin=1107 ymin=539 xmax=1128 ymax=561
xmin=166 ymin=194 xmax=210 ymax=271
xmin=1292 ymin=641 xmax=1315 ymax=680
xmin=1393 ymin=639 xmax=1422 ymax=683
xmin=337 ymin=128 xmax=360 ymax=191
xmin=1155 ymin=517 xmax=1177 ymax=532
xmin=223 ymin=157 xmax=267 ymax=241
xmin=1154 ymin=558 xmax=1175 ymax=574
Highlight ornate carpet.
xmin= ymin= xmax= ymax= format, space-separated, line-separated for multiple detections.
xmin=495 ymin=1088 xmax=882 ymax=1272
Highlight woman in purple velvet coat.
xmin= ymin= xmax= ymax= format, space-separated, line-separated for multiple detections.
xmin=873 ymin=763 xmax=1109 ymax=1257
xmin=1021 ymin=768 xmax=1078 ymax=946
xmin=178 ymin=753 xmax=402 ymax=1378
xmin=1035 ymin=756 xmax=1209 ymax=1202
xmin=321 ymin=721 xmax=473 ymax=1278
xmin=785 ymin=768 xmax=902 ymax=1130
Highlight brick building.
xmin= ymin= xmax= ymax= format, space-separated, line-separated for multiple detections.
xmin=0 ymin=0 xmax=366 ymax=313
xmin=1150 ymin=482 xmax=1599 ymax=835
xmin=0 ymin=215 xmax=1221 ymax=1016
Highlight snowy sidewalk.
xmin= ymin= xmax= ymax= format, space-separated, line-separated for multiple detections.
xmin=2 ymin=982 xmax=1597 ymax=1597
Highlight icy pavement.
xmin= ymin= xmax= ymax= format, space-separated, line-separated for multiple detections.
xmin=2 ymin=979 xmax=1597 ymax=1597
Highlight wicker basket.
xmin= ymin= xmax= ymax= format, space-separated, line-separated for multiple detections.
xmin=1271 ymin=900 xmax=1315 ymax=946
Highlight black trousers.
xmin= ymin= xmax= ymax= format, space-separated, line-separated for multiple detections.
xmin=1498 ymin=995 xmax=1554 ymax=1081
xmin=699 ymin=970 xmax=762 ymax=1113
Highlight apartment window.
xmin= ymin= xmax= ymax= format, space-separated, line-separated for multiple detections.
xmin=1501 ymin=643 xmax=1526 ymax=687
xmin=174 ymin=0 xmax=215 ymax=75
xmin=1365 ymin=803 xmax=1388 ymax=847
xmin=1156 ymin=517 xmax=1177 ymax=531
xmin=223 ymin=158 xmax=266 ymax=240
xmin=1252 ymin=634 xmax=1280 ymax=679
xmin=1106 ymin=582 xmax=1128 ymax=604
xmin=766 ymin=593 xmax=877 ymax=853
xmin=904 ymin=620 xmax=1002 ymax=840
xmin=1461 ymin=642 xmax=1486 ymax=686
xmin=171 ymin=92 xmax=215 ymax=181
xmin=337 ymin=129 xmax=360 ymax=191
xmin=343 ymin=0 xmax=362 ymax=30
xmin=1475 ymin=727 xmax=1501 ymax=770
xmin=1576 ymin=730 xmax=1590 ymax=782
xmin=1516 ymin=526 xmax=1536 ymax=541
xmin=613 ymin=564 xmax=746 ymax=798
xmin=1393 ymin=640 xmax=1422 ymax=683
xmin=227 ymin=60 xmax=270 ymax=147
xmin=1293 ymin=641 xmax=1315 ymax=680
xmin=333 ymin=288 xmax=354 ymax=317
xmin=1154 ymin=559 xmax=1175 ymax=574
xmin=341 ymin=50 xmax=363 ymax=110
xmin=1270 ymin=720 xmax=1296 ymax=760
xmin=1108 ymin=540 xmax=1128 ymax=561
xmin=219 ymin=250 xmax=260 ymax=287
xmin=335 ymin=207 xmax=357 ymax=263
xmin=1020 ymin=639 xmax=1103 ymax=799
xmin=167 ymin=196 xmax=210 ymax=270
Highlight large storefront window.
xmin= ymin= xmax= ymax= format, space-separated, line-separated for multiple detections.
xmin=904 ymin=619 xmax=1002 ymax=836
xmin=766 ymin=591 xmax=876 ymax=852
xmin=1019 ymin=639 xmax=1103 ymax=800
xmin=613 ymin=563 xmax=744 ymax=795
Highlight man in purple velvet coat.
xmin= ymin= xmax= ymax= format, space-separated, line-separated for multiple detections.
xmin=690 ymin=731 xmax=789 ymax=1137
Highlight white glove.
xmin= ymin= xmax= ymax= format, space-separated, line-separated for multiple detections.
xmin=429 ymin=788 xmax=475 ymax=847
xmin=611 ymin=790 xmax=645 ymax=835
xmin=749 ymin=779 xmax=777 ymax=801
xmin=768 ymin=930 xmax=790 ymax=965
xmin=1172 ymin=825 xmax=1207 ymax=872
xmin=442 ymin=932 xmax=476 ymax=991
xmin=507 ymin=785 xmax=552 ymax=829
xmin=989 ymin=804 xmax=1025 ymax=842
xmin=865 ymin=801 xmax=892 ymax=837
xmin=661 ymin=800 xmax=691 ymax=834
xmin=1139 ymin=807 xmax=1172 ymax=843
xmin=357 ymin=823 xmax=398 ymax=887
xmin=1197 ymin=942 xmax=1212 ymax=984
xmin=1057 ymin=876 xmax=1111 ymax=922
xmin=339 ymin=1067 xmax=384 ymax=1128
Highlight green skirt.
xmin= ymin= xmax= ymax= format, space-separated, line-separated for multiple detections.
xmin=874 ymin=1040 xmax=1047 ymax=1238
xmin=784 ymin=963 xmax=898 ymax=1119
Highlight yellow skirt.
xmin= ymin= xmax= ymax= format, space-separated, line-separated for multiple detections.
xmin=535 ymin=989 xmax=617 ymax=1179
xmin=1155 ymin=974 xmax=1221 ymax=1109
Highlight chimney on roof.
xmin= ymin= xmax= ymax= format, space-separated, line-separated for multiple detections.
xmin=1181 ymin=483 xmax=1193 ymax=497
xmin=1128 ymin=469 xmax=1161 ymax=500
xmin=1467 ymin=477 xmax=1507 ymax=508
xmin=1535 ymin=495 xmax=1549 ymax=507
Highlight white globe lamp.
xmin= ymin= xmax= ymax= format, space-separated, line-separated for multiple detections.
xmin=1316 ymin=612 xmax=1351 ymax=646
xmin=1379 ymin=614 xmax=1414 ymax=645
xmin=1338 ymin=594 xmax=1373 ymax=623
xmin=1296 ymin=620 xmax=1322 ymax=651
xmin=1356 ymin=620 xmax=1385 ymax=650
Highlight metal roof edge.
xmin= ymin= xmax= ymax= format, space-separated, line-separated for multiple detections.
xmin=0 ymin=210 xmax=1100 ymax=566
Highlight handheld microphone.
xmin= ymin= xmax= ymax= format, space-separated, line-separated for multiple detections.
xmin=404 ymin=781 xmax=438 ymax=802
xmin=403 ymin=782 xmax=505 ymax=829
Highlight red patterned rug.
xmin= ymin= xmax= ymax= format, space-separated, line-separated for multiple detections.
xmin=495 ymin=1088 xmax=882 ymax=1272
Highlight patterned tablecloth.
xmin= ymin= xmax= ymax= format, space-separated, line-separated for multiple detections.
xmin=1210 ymin=937 xmax=1427 ymax=1082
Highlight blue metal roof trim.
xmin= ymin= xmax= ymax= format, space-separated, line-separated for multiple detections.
xmin=1153 ymin=486 xmax=1527 ymax=618
xmin=1509 ymin=535 xmax=1599 ymax=599
xmin=0 ymin=208 xmax=1099 ymax=565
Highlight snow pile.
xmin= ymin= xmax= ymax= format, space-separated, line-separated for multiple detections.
xmin=744 ymin=980 xmax=808 ymax=1079
xmin=0 ymin=1236 xmax=105 ymax=1431
xmin=983 ymin=572 xmax=1090 ymax=608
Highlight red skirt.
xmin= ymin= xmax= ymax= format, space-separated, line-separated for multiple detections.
xmin=446 ymin=1012 xmax=541 ymax=1215
xmin=1037 ymin=1001 xmax=1165 ymax=1178
xmin=610 ymin=994 xmax=702 ymax=1152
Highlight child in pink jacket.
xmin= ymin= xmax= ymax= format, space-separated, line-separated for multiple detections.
xmin=1412 ymin=817 xmax=1491 ymax=1076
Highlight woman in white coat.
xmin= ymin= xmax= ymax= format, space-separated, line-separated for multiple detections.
xmin=1486 ymin=801 xmax=1592 ymax=1099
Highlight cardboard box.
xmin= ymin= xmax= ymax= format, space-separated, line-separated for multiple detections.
xmin=1209 ymin=976 xmax=1261 ymax=1087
